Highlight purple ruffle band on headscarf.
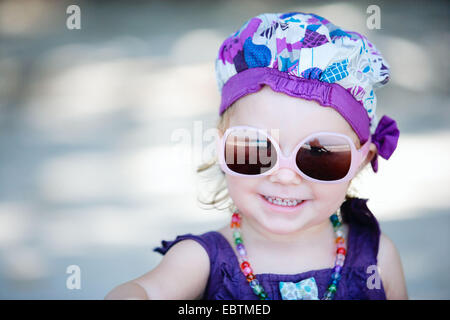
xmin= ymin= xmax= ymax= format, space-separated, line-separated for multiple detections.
xmin=370 ymin=115 xmax=400 ymax=172
xmin=220 ymin=67 xmax=372 ymax=143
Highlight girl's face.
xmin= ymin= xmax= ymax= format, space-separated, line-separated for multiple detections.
xmin=221 ymin=85 xmax=374 ymax=236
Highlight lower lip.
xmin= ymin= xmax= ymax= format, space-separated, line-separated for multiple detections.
xmin=259 ymin=194 xmax=308 ymax=213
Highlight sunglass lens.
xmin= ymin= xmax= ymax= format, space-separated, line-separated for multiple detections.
xmin=296 ymin=135 xmax=351 ymax=181
xmin=224 ymin=129 xmax=277 ymax=175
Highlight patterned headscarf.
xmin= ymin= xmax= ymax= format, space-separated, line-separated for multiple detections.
xmin=215 ymin=12 xmax=400 ymax=172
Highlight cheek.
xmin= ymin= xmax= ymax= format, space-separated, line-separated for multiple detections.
xmin=297 ymin=182 xmax=349 ymax=228
xmin=311 ymin=182 xmax=349 ymax=211
xmin=225 ymin=175 xmax=262 ymax=210
xmin=226 ymin=175 xmax=258 ymax=198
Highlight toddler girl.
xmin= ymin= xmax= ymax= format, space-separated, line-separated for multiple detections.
xmin=106 ymin=12 xmax=407 ymax=300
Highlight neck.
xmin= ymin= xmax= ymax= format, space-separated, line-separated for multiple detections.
xmin=239 ymin=214 xmax=334 ymax=248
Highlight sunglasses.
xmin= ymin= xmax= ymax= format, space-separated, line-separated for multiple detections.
xmin=217 ymin=125 xmax=371 ymax=183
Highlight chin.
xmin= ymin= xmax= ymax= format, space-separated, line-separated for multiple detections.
xmin=258 ymin=215 xmax=310 ymax=235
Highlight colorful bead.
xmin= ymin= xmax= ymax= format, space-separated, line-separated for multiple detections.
xmin=246 ymin=273 xmax=256 ymax=281
xmin=249 ymin=279 xmax=260 ymax=288
xmin=330 ymin=214 xmax=339 ymax=223
xmin=331 ymin=272 xmax=341 ymax=281
xmin=328 ymin=284 xmax=337 ymax=293
xmin=258 ymin=292 xmax=268 ymax=300
xmin=231 ymin=213 xmax=241 ymax=227
xmin=335 ymin=236 xmax=345 ymax=244
xmin=323 ymin=291 xmax=334 ymax=300
xmin=235 ymin=237 xmax=243 ymax=245
xmin=233 ymin=230 xmax=241 ymax=239
xmin=335 ymin=251 xmax=346 ymax=268
xmin=230 ymin=221 xmax=240 ymax=228
xmin=232 ymin=213 xmax=240 ymax=222
xmin=243 ymin=266 xmax=253 ymax=276
xmin=331 ymin=218 xmax=341 ymax=226
xmin=333 ymin=265 xmax=342 ymax=273
xmin=252 ymin=284 xmax=264 ymax=295
xmin=236 ymin=244 xmax=247 ymax=256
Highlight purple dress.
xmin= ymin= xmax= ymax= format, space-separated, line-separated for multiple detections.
xmin=154 ymin=197 xmax=387 ymax=300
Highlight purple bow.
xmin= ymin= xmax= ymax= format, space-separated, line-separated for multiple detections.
xmin=370 ymin=115 xmax=400 ymax=173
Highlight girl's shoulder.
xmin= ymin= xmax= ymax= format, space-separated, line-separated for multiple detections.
xmin=377 ymin=232 xmax=409 ymax=299
xmin=153 ymin=229 xmax=239 ymax=299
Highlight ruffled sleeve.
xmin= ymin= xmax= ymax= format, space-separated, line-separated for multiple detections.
xmin=154 ymin=233 xmax=211 ymax=256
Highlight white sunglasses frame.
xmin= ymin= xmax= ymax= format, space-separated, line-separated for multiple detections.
xmin=217 ymin=125 xmax=371 ymax=184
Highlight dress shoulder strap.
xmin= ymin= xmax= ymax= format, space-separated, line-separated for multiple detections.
xmin=341 ymin=197 xmax=382 ymax=268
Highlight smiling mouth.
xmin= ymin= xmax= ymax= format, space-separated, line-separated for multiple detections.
xmin=261 ymin=194 xmax=305 ymax=207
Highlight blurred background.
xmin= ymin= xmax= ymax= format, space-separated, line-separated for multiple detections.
xmin=0 ymin=0 xmax=449 ymax=299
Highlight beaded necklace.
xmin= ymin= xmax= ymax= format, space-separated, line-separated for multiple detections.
xmin=230 ymin=209 xmax=346 ymax=300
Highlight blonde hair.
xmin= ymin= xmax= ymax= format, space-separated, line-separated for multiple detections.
xmin=196 ymin=108 xmax=362 ymax=212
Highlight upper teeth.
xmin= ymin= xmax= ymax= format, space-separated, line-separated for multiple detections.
xmin=263 ymin=195 xmax=302 ymax=206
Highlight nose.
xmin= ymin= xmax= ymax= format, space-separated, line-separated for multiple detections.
xmin=269 ymin=167 xmax=302 ymax=185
